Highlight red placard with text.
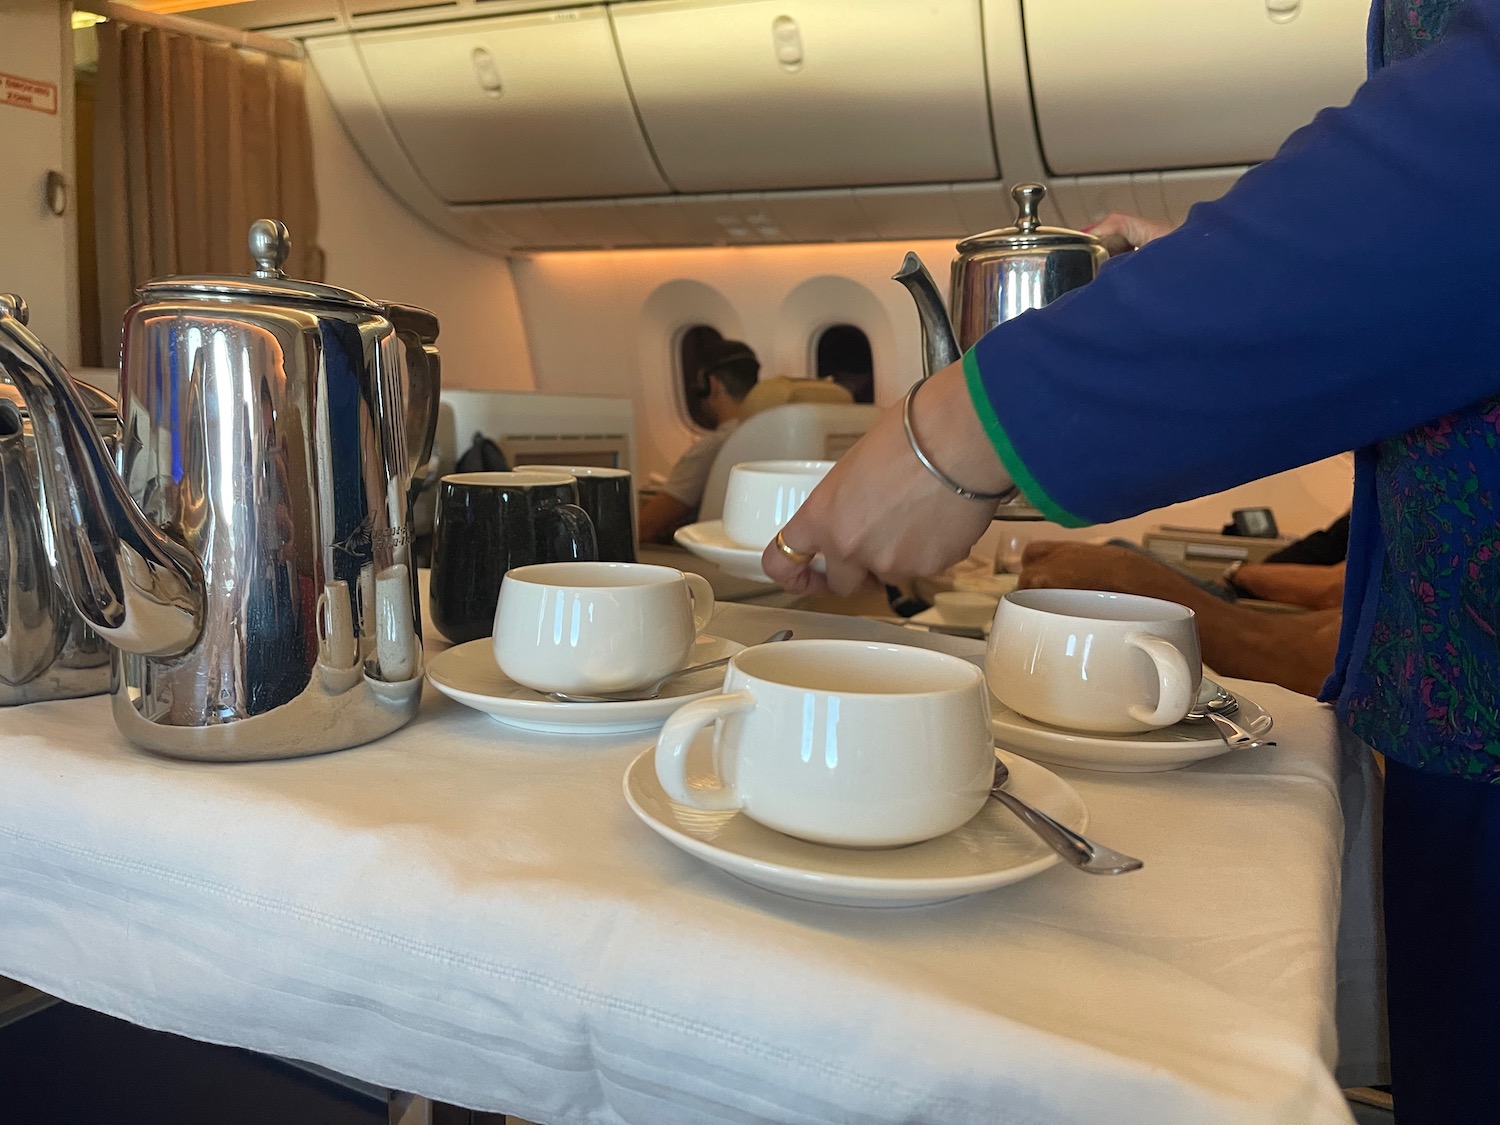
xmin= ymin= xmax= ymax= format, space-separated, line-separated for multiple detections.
xmin=0 ymin=72 xmax=58 ymax=115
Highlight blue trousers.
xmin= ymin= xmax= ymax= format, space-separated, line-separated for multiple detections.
xmin=1384 ymin=757 xmax=1500 ymax=1123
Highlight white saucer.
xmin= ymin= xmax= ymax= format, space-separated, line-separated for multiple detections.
xmin=674 ymin=520 xmax=774 ymax=583
xmin=427 ymin=635 xmax=744 ymax=735
xmin=674 ymin=520 xmax=828 ymax=585
xmin=990 ymin=682 xmax=1274 ymax=773
xmin=623 ymin=744 xmax=1086 ymax=908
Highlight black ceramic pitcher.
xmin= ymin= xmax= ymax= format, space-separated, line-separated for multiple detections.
xmin=428 ymin=471 xmax=598 ymax=643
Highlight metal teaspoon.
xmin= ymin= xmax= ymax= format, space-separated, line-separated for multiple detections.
xmin=1184 ymin=689 xmax=1276 ymax=750
xmin=990 ymin=757 xmax=1144 ymax=875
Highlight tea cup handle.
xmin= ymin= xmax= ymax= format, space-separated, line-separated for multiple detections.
xmin=655 ymin=689 xmax=754 ymax=812
xmin=1124 ymin=633 xmax=1196 ymax=727
xmin=683 ymin=572 xmax=715 ymax=635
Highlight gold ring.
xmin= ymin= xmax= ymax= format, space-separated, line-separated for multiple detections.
xmin=773 ymin=531 xmax=815 ymax=565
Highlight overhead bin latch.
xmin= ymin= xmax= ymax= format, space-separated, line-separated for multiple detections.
xmin=1265 ymin=0 xmax=1301 ymax=23
xmin=772 ymin=15 xmax=803 ymax=72
xmin=471 ymin=47 xmax=503 ymax=97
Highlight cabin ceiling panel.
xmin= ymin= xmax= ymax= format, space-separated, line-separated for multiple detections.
xmin=853 ymin=186 xmax=968 ymax=242
xmin=610 ymin=0 xmax=998 ymax=194
xmin=304 ymin=35 xmax=482 ymax=245
xmin=345 ymin=0 xmax=459 ymax=16
xmin=463 ymin=200 xmax=653 ymax=248
xmin=949 ymin=181 xmax=1052 ymax=237
xmin=1024 ymin=0 xmax=1367 ymax=176
xmin=353 ymin=6 xmax=669 ymax=203
xmin=744 ymin=190 xmax=879 ymax=245
xmin=1156 ymin=168 xmax=1246 ymax=226
xmin=191 ymin=0 xmax=611 ymax=34
xmin=177 ymin=0 xmax=342 ymax=33
xmin=613 ymin=195 xmax=779 ymax=247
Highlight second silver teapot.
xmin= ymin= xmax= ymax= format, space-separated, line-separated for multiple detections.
xmin=0 ymin=221 xmax=441 ymax=761
xmin=895 ymin=183 xmax=1107 ymax=519
xmin=0 ymin=371 xmax=114 ymax=705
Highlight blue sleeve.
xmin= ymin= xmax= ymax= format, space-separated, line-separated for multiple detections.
xmin=969 ymin=0 xmax=1500 ymax=527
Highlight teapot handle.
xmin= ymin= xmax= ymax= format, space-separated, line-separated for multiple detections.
xmin=386 ymin=303 xmax=442 ymax=483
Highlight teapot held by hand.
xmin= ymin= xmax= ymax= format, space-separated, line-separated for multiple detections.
xmin=893 ymin=183 xmax=1107 ymax=520
xmin=0 ymin=220 xmax=441 ymax=760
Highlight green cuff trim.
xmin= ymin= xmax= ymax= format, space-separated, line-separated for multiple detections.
xmin=962 ymin=348 xmax=1091 ymax=528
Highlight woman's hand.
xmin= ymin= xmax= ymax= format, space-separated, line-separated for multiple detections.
xmin=1087 ymin=212 xmax=1175 ymax=257
xmin=761 ymin=361 xmax=1011 ymax=596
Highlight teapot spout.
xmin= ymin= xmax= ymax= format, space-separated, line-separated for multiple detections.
xmin=893 ymin=252 xmax=961 ymax=380
xmin=0 ymin=296 xmax=203 ymax=658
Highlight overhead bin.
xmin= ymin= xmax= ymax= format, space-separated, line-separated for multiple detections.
xmin=610 ymin=0 xmax=998 ymax=194
xmin=287 ymin=0 xmax=1344 ymax=250
xmin=1024 ymin=0 xmax=1367 ymax=176
xmin=305 ymin=35 xmax=489 ymax=248
xmin=353 ymin=6 xmax=669 ymax=203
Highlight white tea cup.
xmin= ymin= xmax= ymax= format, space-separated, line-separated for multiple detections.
xmin=494 ymin=562 xmax=715 ymax=695
xmin=721 ymin=459 xmax=833 ymax=549
xmin=655 ymin=640 xmax=994 ymax=848
xmin=986 ymin=588 xmax=1201 ymax=734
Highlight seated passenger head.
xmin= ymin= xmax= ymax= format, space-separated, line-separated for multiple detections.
xmin=699 ymin=339 xmax=760 ymax=394
xmin=696 ymin=339 xmax=760 ymax=424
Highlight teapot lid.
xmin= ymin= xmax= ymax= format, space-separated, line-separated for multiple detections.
xmin=955 ymin=184 xmax=1102 ymax=255
xmin=137 ymin=220 xmax=383 ymax=311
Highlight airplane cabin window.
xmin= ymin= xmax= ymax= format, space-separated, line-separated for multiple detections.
xmin=678 ymin=324 xmax=725 ymax=430
xmin=814 ymin=324 xmax=874 ymax=403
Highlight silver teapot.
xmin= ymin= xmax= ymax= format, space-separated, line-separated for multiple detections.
xmin=894 ymin=183 xmax=1107 ymax=520
xmin=0 ymin=220 xmax=441 ymax=760
xmin=0 ymin=369 xmax=114 ymax=705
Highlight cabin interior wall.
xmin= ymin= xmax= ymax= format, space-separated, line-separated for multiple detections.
xmin=510 ymin=239 xmax=950 ymax=483
xmin=305 ymin=69 xmax=535 ymax=392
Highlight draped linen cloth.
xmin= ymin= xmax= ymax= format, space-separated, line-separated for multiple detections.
xmin=91 ymin=23 xmax=320 ymax=365
xmin=0 ymin=593 xmax=1381 ymax=1125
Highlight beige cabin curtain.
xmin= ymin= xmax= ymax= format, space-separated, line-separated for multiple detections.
xmin=91 ymin=22 xmax=321 ymax=364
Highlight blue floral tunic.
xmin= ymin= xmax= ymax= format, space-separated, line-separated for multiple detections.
xmin=1381 ymin=0 xmax=1466 ymax=59
xmin=1340 ymin=0 xmax=1500 ymax=778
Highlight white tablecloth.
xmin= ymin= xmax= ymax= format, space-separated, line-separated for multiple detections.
xmin=0 ymin=595 xmax=1379 ymax=1125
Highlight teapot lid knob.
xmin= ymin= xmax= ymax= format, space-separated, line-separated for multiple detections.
xmin=1011 ymin=183 xmax=1046 ymax=233
xmin=248 ymin=219 xmax=291 ymax=279
xmin=0 ymin=294 xmax=29 ymax=325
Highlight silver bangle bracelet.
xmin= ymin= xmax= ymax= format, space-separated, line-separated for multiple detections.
xmin=902 ymin=378 xmax=1017 ymax=504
